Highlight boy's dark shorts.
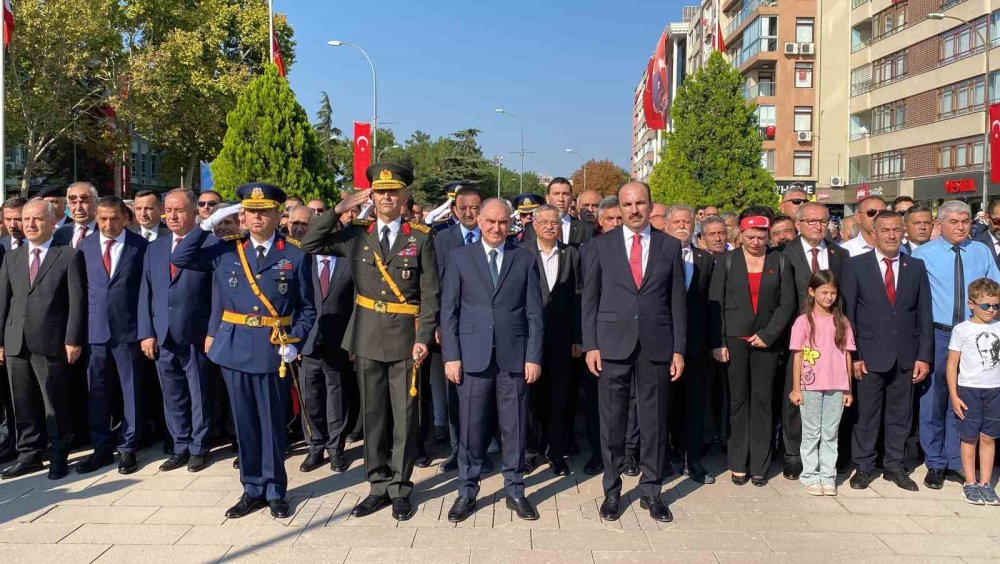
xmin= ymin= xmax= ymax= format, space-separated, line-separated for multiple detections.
xmin=957 ymin=386 xmax=1000 ymax=441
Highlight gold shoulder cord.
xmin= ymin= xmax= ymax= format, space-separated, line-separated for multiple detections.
xmin=372 ymin=250 xmax=419 ymax=398
xmin=235 ymin=242 xmax=299 ymax=378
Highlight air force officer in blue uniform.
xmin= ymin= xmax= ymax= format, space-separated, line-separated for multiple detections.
xmin=172 ymin=183 xmax=315 ymax=519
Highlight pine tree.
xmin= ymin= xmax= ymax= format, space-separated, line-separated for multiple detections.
xmin=649 ymin=52 xmax=775 ymax=211
xmin=212 ymin=65 xmax=335 ymax=202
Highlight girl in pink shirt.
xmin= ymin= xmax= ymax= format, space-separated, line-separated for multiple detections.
xmin=789 ymin=270 xmax=855 ymax=496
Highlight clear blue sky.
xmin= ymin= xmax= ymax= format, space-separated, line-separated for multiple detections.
xmin=283 ymin=0 xmax=690 ymax=178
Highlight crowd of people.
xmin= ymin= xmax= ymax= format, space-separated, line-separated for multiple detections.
xmin=0 ymin=172 xmax=999 ymax=525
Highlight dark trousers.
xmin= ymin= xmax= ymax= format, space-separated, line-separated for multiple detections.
xmin=781 ymin=359 xmax=801 ymax=465
xmin=530 ymin=342 xmax=573 ymax=460
xmin=87 ymin=341 xmax=145 ymax=454
xmin=300 ymin=347 xmax=356 ymax=456
xmin=223 ymin=368 xmax=288 ymax=500
xmin=726 ymin=337 xmax=779 ymax=477
xmin=852 ymin=362 xmax=913 ymax=473
xmin=7 ymin=352 xmax=72 ymax=463
xmin=669 ymin=351 xmax=709 ymax=465
xmin=156 ymin=339 xmax=211 ymax=456
xmin=0 ymin=367 xmax=14 ymax=454
xmin=358 ymin=356 xmax=418 ymax=499
xmin=919 ymin=329 xmax=962 ymax=471
xmin=582 ymin=360 xmax=602 ymax=458
xmin=599 ymin=344 xmax=670 ymax=497
xmin=457 ymin=357 xmax=528 ymax=499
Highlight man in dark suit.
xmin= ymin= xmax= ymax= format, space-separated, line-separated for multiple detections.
xmin=298 ymin=208 xmax=356 ymax=474
xmin=842 ymin=211 xmax=933 ymax=491
xmin=522 ymin=204 xmax=581 ymax=477
xmin=132 ymin=190 xmax=171 ymax=242
xmin=779 ymin=202 xmax=846 ymax=479
xmin=663 ymin=205 xmax=716 ymax=484
xmin=0 ymin=197 xmax=16 ymax=464
xmin=52 ymin=182 xmax=99 ymax=249
xmin=137 ymin=190 xmax=214 ymax=473
xmin=0 ymin=196 xmax=27 ymax=251
xmin=520 ymin=178 xmax=595 ymax=247
xmin=441 ymin=198 xmax=544 ymax=523
xmin=0 ymin=200 xmax=85 ymax=480
xmin=77 ymin=196 xmax=149 ymax=475
xmin=975 ymin=199 xmax=1000 ymax=268
xmin=583 ymin=182 xmax=686 ymax=523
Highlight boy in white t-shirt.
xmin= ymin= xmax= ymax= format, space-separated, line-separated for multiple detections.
xmin=947 ymin=277 xmax=1000 ymax=506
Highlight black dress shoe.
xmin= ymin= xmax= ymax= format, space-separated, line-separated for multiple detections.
xmin=187 ymin=454 xmax=207 ymax=473
xmin=506 ymin=496 xmax=539 ymax=520
xmin=330 ymin=452 xmax=348 ymax=473
xmin=48 ymin=460 xmax=69 ymax=480
xmin=751 ymin=475 xmax=767 ymax=487
xmin=414 ymin=453 xmax=431 ymax=469
xmin=225 ymin=493 xmax=266 ymax=518
xmin=447 ymin=496 xmax=477 ymax=522
xmin=945 ymin=469 xmax=966 ymax=484
xmin=599 ymin=491 xmax=621 ymax=520
xmin=639 ymin=495 xmax=673 ymax=523
xmin=159 ymin=452 xmax=190 ymax=472
xmin=583 ymin=456 xmax=604 ymax=475
xmin=118 ymin=452 xmax=138 ymax=475
xmin=76 ymin=452 xmax=114 ymax=474
xmin=232 ymin=457 xmax=240 ymax=469
xmin=622 ymin=455 xmax=640 ymax=477
xmin=391 ymin=496 xmax=414 ymax=521
xmin=351 ymin=494 xmax=390 ymax=517
xmin=299 ymin=451 xmax=324 ymax=473
xmin=850 ymin=470 xmax=873 ymax=490
xmin=347 ymin=432 xmax=362 ymax=443
xmin=441 ymin=456 xmax=458 ymax=472
xmin=731 ymin=474 xmax=749 ymax=486
xmin=549 ymin=458 xmax=570 ymax=476
xmin=269 ymin=498 xmax=290 ymax=518
xmin=1 ymin=460 xmax=44 ymax=480
xmin=883 ymin=470 xmax=919 ymax=492
xmin=782 ymin=462 xmax=802 ymax=480
xmin=688 ymin=462 xmax=716 ymax=484
xmin=924 ymin=468 xmax=945 ymax=490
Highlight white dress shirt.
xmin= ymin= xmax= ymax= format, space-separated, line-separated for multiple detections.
xmin=26 ymin=238 xmax=53 ymax=268
xmin=248 ymin=233 xmax=276 ymax=262
xmin=71 ymin=221 xmax=97 ymax=249
xmin=140 ymin=226 xmax=160 ymax=242
xmin=482 ymin=239 xmax=505 ymax=272
xmin=315 ymin=255 xmax=336 ymax=283
xmin=681 ymin=245 xmax=694 ymax=289
xmin=991 ymin=234 xmax=1000 ymax=258
xmin=840 ymin=234 xmax=875 ymax=257
xmin=623 ymin=224 xmax=652 ymax=274
xmin=560 ymin=214 xmax=572 ymax=244
xmin=98 ymin=230 xmax=128 ymax=276
xmin=874 ymin=248 xmax=899 ymax=290
xmin=376 ymin=217 xmax=402 ymax=249
xmin=800 ymin=238 xmax=830 ymax=271
xmin=537 ymin=242 xmax=559 ymax=291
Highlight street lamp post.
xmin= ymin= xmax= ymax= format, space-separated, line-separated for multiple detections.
xmin=495 ymin=108 xmax=524 ymax=192
xmin=494 ymin=155 xmax=504 ymax=197
xmin=377 ymin=144 xmax=400 ymax=162
xmin=327 ymin=40 xmax=378 ymax=156
xmin=566 ymin=148 xmax=587 ymax=191
xmin=929 ymin=13 xmax=991 ymax=210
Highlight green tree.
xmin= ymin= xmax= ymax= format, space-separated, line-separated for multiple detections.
xmin=211 ymin=65 xmax=333 ymax=202
xmin=570 ymin=159 xmax=629 ymax=196
xmin=649 ymin=52 xmax=774 ymax=211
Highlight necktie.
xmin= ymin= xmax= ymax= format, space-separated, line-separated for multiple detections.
xmin=883 ymin=257 xmax=896 ymax=306
xmin=630 ymin=233 xmax=643 ymax=288
xmin=74 ymin=225 xmax=88 ymax=248
xmin=682 ymin=248 xmax=693 ymax=289
xmin=256 ymin=245 xmax=267 ymax=267
xmin=810 ymin=248 xmax=820 ymax=274
xmin=380 ymin=226 xmax=391 ymax=258
xmin=103 ymin=239 xmax=114 ymax=275
xmin=144 ymin=231 xmax=152 ymax=241
xmin=952 ymin=244 xmax=965 ymax=325
xmin=488 ymin=249 xmax=499 ymax=288
xmin=170 ymin=238 xmax=181 ymax=279
xmin=465 ymin=231 xmax=475 ymax=245
xmin=28 ymin=249 xmax=40 ymax=286
xmin=319 ymin=258 xmax=331 ymax=299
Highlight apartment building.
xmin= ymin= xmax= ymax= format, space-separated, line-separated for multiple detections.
xmin=848 ymin=0 xmax=1000 ymax=212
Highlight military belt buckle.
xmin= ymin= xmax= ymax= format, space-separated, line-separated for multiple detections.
xmin=374 ymin=301 xmax=388 ymax=314
xmin=245 ymin=314 xmax=263 ymax=328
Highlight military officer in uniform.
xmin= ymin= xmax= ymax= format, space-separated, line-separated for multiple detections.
xmin=302 ymin=163 xmax=439 ymax=522
xmin=172 ymin=183 xmax=316 ymax=519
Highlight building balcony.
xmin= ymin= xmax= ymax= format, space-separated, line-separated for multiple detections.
xmin=724 ymin=0 xmax=778 ymax=44
xmin=742 ymin=81 xmax=776 ymax=100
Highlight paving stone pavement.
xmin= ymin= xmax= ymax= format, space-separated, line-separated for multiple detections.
xmin=0 ymin=441 xmax=998 ymax=563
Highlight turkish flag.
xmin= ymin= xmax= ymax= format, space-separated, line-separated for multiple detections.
xmin=642 ymin=57 xmax=664 ymax=130
xmin=3 ymin=0 xmax=13 ymax=48
xmin=354 ymin=121 xmax=372 ymax=189
xmin=990 ymin=103 xmax=1000 ymax=183
xmin=272 ymin=30 xmax=285 ymax=77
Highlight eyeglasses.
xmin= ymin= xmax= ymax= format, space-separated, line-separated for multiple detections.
xmin=534 ymin=220 xmax=560 ymax=227
xmin=799 ymin=219 xmax=829 ymax=227
xmin=865 ymin=208 xmax=884 ymax=218
xmin=197 ymin=201 xmax=220 ymax=208
xmin=783 ymin=198 xmax=807 ymax=206
xmin=310 ymin=207 xmax=326 ymax=214
xmin=974 ymin=302 xmax=1000 ymax=311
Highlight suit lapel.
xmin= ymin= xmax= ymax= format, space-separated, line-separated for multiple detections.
xmin=895 ymin=254 xmax=912 ymax=307
xmin=257 ymin=237 xmax=283 ymax=273
xmin=640 ymin=231 xmax=664 ymax=290
xmin=754 ymin=252 xmax=779 ymax=320
xmin=568 ymin=221 xmax=579 ymax=245
xmin=494 ymin=241 xmax=517 ymax=293
xmin=30 ymin=246 xmax=60 ymax=290
xmin=384 ymin=225 xmax=409 ymax=266
xmin=110 ymin=237 xmax=136 ymax=284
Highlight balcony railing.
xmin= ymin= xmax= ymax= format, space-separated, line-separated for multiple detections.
xmin=742 ymin=81 xmax=776 ymax=99
xmin=851 ymin=79 xmax=873 ymax=96
xmin=724 ymin=0 xmax=775 ymax=38
xmin=851 ymin=0 xmax=869 ymax=8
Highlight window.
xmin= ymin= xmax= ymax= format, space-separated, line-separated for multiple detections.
xmin=872 ymin=101 xmax=905 ymax=134
xmin=796 ymin=18 xmax=814 ymax=43
xmin=795 ymin=63 xmax=813 ymax=88
xmin=851 ymin=65 xmax=873 ymax=96
xmin=793 ymin=152 xmax=812 ymax=176
xmin=939 ymin=76 xmax=985 ymax=118
xmin=872 ymin=50 xmax=906 ymax=86
xmin=794 ymin=107 xmax=813 ymax=132
xmin=733 ymin=16 xmax=779 ymax=67
xmin=872 ymin=2 xmax=906 ymax=41
xmin=761 ymin=150 xmax=775 ymax=172
xmin=937 ymin=138 xmax=985 ymax=171
xmin=872 ymin=150 xmax=904 ymax=180
xmin=756 ymin=105 xmax=776 ymax=127
xmin=992 ymin=10 xmax=1000 ymax=46
xmin=940 ymin=16 xmax=986 ymax=62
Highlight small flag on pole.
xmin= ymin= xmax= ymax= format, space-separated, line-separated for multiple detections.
xmin=3 ymin=0 xmax=14 ymax=48
xmin=272 ymin=30 xmax=285 ymax=77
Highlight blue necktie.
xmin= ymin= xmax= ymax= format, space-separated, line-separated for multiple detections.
xmin=465 ymin=231 xmax=475 ymax=245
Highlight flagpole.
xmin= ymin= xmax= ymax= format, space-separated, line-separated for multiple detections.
xmin=1 ymin=22 xmax=6 ymax=204
xmin=268 ymin=0 xmax=274 ymax=65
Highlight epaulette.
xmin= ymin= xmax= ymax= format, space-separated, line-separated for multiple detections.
xmin=352 ymin=218 xmax=373 ymax=227
xmin=408 ymin=222 xmax=430 ymax=234
xmin=222 ymin=234 xmax=243 ymax=242
xmin=284 ymin=236 xmax=301 ymax=248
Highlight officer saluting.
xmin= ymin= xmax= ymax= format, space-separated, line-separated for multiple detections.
xmin=172 ymin=183 xmax=316 ymax=520
xmin=302 ymin=163 xmax=439 ymax=521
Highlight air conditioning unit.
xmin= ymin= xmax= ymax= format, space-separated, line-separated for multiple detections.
xmin=799 ymin=43 xmax=816 ymax=55
xmin=784 ymin=42 xmax=800 ymax=55
xmin=797 ymin=131 xmax=813 ymax=142
xmin=830 ymin=176 xmax=845 ymax=187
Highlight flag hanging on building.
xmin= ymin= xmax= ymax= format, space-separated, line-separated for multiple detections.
xmin=989 ymin=103 xmax=1000 ymax=183
xmin=354 ymin=122 xmax=372 ymax=189
xmin=272 ymin=30 xmax=285 ymax=77
xmin=642 ymin=58 xmax=664 ymax=130
xmin=715 ymin=18 xmax=725 ymax=51
xmin=3 ymin=0 xmax=13 ymax=48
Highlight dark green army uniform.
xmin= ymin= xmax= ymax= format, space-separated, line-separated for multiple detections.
xmin=301 ymin=165 xmax=439 ymax=504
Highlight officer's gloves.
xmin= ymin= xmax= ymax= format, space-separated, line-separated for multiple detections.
xmin=201 ymin=203 xmax=243 ymax=231
xmin=279 ymin=344 xmax=298 ymax=363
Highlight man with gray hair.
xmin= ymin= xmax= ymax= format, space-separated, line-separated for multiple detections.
xmin=597 ymin=196 xmax=623 ymax=235
xmin=913 ymin=200 xmax=1000 ymax=489
xmin=286 ymin=206 xmax=315 ymax=241
xmin=53 ymin=182 xmax=100 ymax=248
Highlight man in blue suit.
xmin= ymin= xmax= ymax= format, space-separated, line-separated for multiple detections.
xmin=76 ymin=196 xmax=149 ymax=475
xmin=172 ymin=183 xmax=315 ymax=519
xmin=138 ymin=189 xmax=214 ymax=473
xmin=441 ymin=198 xmax=544 ymax=523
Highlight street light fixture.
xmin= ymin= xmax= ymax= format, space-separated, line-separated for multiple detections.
xmin=327 ymin=40 xmax=379 ymax=156
xmin=377 ymin=144 xmax=400 ymax=162
xmin=566 ymin=148 xmax=587 ymax=191
xmin=495 ymin=108 xmax=525 ymax=192
xmin=928 ymin=12 xmax=991 ymax=210
xmin=494 ymin=155 xmax=504 ymax=197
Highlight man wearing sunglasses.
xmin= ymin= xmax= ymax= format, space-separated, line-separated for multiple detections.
xmin=779 ymin=188 xmax=809 ymax=219
xmin=196 ymin=191 xmax=223 ymax=221
xmin=841 ymin=196 xmax=888 ymax=258
xmin=974 ymin=199 xmax=1000 ymax=269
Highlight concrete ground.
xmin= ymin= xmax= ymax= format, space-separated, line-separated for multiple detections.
xmin=0 ymin=440 xmax=998 ymax=563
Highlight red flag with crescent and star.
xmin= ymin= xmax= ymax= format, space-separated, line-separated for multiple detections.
xmin=3 ymin=0 xmax=13 ymax=48
xmin=990 ymin=103 xmax=1000 ymax=183
xmin=354 ymin=121 xmax=372 ymax=189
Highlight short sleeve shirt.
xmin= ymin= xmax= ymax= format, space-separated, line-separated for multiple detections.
xmin=948 ymin=320 xmax=1000 ymax=389
xmin=788 ymin=313 xmax=856 ymax=391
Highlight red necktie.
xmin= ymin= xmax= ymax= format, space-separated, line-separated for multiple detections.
xmin=319 ymin=258 xmax=331 ymax=299
xmin=170 ymin=238 xmax=181 ymax=279
xmin=810 ymin=248 xmax=820 ymax=274
xmin=630 ymin=233 xmax=643 ymax=288
xmin=74 ymin=225 xmax=89 ymax=248
xmin=103 ymin=239 xmax=114 ymax=276
xmin=28 ymin=249 xmax=40 ymax=286
xmin=883 ymin=257 xmax=896 ymax=306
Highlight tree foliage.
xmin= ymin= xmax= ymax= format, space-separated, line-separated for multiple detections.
xmin=211 ymin=65 xmax=333 ymax=202
xmin=570 ymin=159 xmax=629 ymax=196
xmin=649 ymin=52 xmax=774 ymax=211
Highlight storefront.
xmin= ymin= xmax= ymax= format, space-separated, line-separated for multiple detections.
xmin=776 ymin=180 xmax=817 ymax=196
xmin=815 ymin=186 xmax=849 ymax=217
xmin=843 ymin=180 xmax=900 ymax=216
xmin=913 ymin=173 xmax=998 ymax=213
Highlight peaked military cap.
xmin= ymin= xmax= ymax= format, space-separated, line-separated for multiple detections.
xmin=236 ymin=182 xmax=287 ymax=210
xmin=512 ymin=193 xmax=545 ymax=214
xmin=366 ymin=162 xmax=413 ymax=191
xmin=444 ymin=181 xmax=480 ymax=200
xmin=36 ymin=184 xmax=68 ymax=198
